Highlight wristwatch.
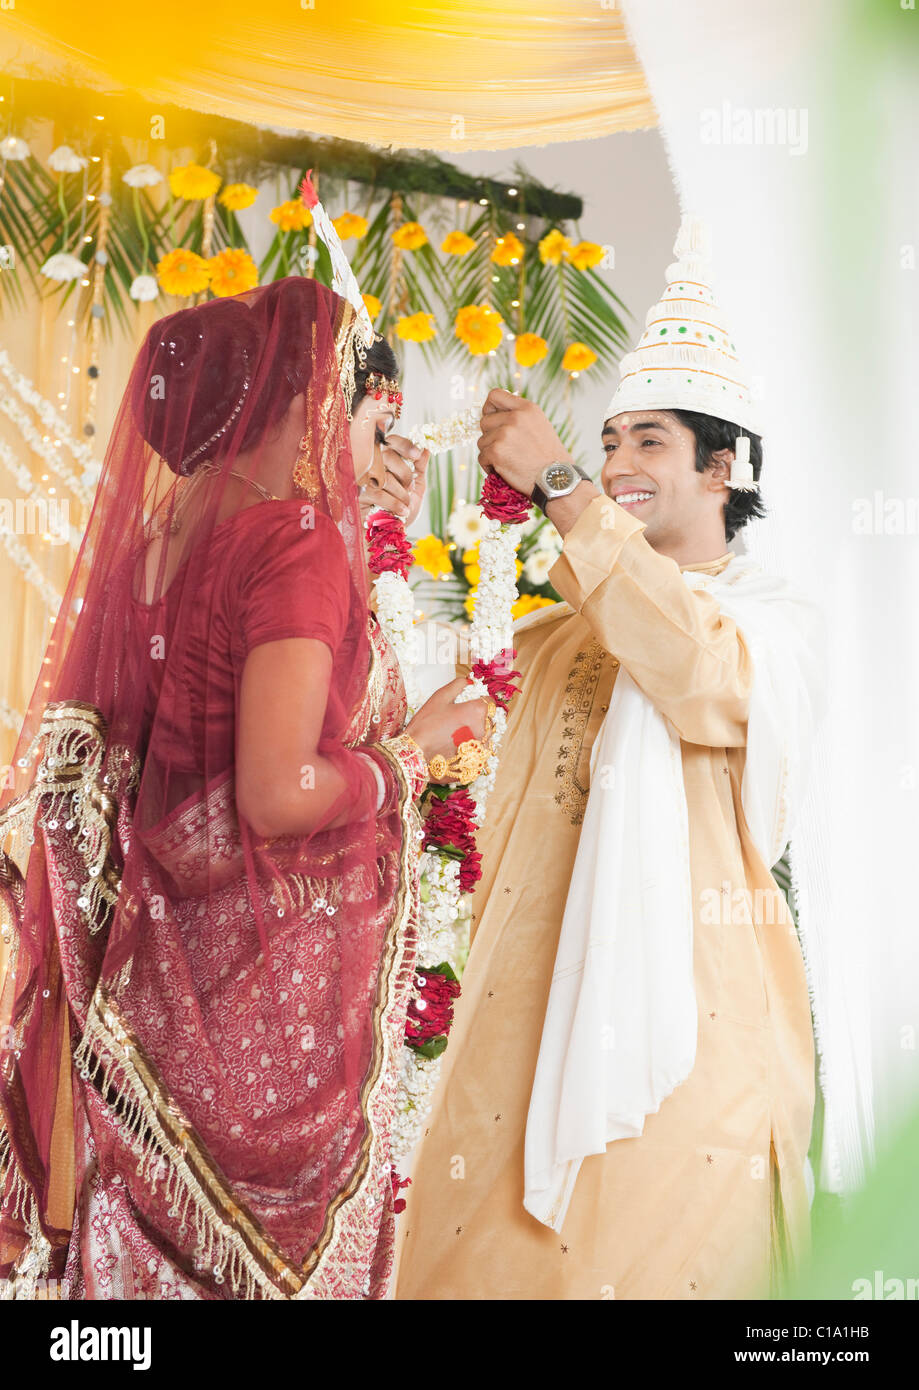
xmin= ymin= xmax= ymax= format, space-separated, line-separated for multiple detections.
xmin=531 ymin=461 xmax=593 ymax=517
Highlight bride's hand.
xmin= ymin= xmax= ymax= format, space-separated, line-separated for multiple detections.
xmin=405 ymin=676 xmax=490 ymax=783
xmin=359 ymin=435 xmax=430 ymax=526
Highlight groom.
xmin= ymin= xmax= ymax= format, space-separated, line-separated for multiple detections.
xmin=394 ymin=217 xmax=826 ymax=1301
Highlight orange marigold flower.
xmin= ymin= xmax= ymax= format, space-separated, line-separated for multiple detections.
xmin=392 ymin=222 xmax=428 ymax=251
xmin=208 ymin=248 xmax=258 ymax=297
xmin=169 ymin=163 xmax=221 ymax=201
xmin=362 ymin=293 xmax=382 ymax=319
xmin=538 ymin=229 xmax=573 ymax=265
xmin=270 ymin=200 xmax=313 ymax=232
xmin=441 ymin=230 xmax=477 ymax=256
xmin=156 ymin=248 xmax=211 ymax=297
xmin=396 ymin=311 xmax=437 ymax=343
xmin=567 ymin=240 xmax=605 ymax=271
xmin=512 ymin=593 xmax=556 ymax=620
xmin=491 ymin=232 xmax=525 ymax=267
xmin=219 ymin=183 xmax=259 ymax=212
xmin=561 ymin=342 xmax=598 ymax=372
xmin=514 ymin=332 xmax=548 ymax=367
xmin=455 ymin=303 xmax=504 ymax=356
xmin=333 ymin=211 xmax=369 ymax=240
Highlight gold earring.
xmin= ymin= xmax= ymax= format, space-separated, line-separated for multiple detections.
xmin=293 ymin=434 xmax=322 ymax=501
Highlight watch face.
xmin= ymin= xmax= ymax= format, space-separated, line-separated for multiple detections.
xmin=544 ymin=463 xmax=574 ymax=493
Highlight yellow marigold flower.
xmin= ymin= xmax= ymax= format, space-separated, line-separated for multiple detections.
xmin=464 ymin=586 xmax=478 ymax=619
xmin=561 ymin=342 xmax=598 ymax=372
xmin=567 ymin=240 xmax=605 ymax=271
xmin=463 ymin=544 xmax=481 ymax=586
xmin=219 ymin=183 xmax=259 ymax=212
xmin=514 ymin=332 xmax=549 ymax=368
xmin=208 ymin=248 xmax=258 ymax=298
xmin=455 ymin=303 xmax=504 ymax=356
xmin=491 ymin=232 xmax=525 ymax=267
xmin=270 ymin=200 xmax=312 ymax=232
xmin=512 ymin=593 xmax=556 ymax=620
xmin=392 ymin=221 xmax=428 ymax=251
xmin=333 ymin=211 xmax=369 ymax=241
xmin=441 ymin=230 xmax=476 ymax=256
xmin=362 ymin=293 xmax=382 ymax=319
xmin=169 ymin=163 xmax=221 ymax=201
xmin=412 ymin=535 xmax=453 ymax=579
xmin=156 ymin=248 xmax=211 ymax=297
xmin=538 ymin=229 xmax=573 ymax=265
xmin=396 ymin=312 xmax=437 ymax=343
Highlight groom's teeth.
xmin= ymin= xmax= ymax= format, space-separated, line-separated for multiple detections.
xmin=616 ymin=491 xmax=653 ymax=506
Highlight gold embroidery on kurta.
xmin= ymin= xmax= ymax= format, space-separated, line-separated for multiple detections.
xmin=553 ymin=641 xmax=607 ymax=825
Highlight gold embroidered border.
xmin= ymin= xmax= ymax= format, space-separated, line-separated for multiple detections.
xmin=298 ymin=738 xmax=419 ymax=1297
xmin=553 ymin=641 xmax=607 ymax=826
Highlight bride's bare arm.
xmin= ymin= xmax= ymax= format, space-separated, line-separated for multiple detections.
xmin=237 ymin=636 xmax=359 ymax=838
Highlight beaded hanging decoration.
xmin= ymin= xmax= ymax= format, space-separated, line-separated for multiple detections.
xmin=363 ymin=372 xmax=403 ymax=419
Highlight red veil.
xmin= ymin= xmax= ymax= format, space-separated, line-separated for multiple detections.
xmin=0 ymin=277 xmax=421 ymax=1298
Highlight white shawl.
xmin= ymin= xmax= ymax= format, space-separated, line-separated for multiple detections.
xmin=523 ymin=553 xmax=827 ymax=1231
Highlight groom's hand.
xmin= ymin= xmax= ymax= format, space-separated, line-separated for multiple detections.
xmin=477 ymin=388 xmax=573 ymax=496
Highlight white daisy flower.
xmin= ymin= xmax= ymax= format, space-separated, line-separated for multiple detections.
xmin=523 ymin=548 xmax=557 ymax=586
xmin=48 ymin=145 xmax=88 ymax=174
xmin=122 ymin=163 xmax=163 ymax=188
xmin=40 ymin=253 xmax=88 ymax=283
xmin=1 ymin=136 xmax=30 ymax=162
xmin=129 ymin=274 xmax=159 ymax=302
xmin=447 ymin=501 xmax=488 ymax=550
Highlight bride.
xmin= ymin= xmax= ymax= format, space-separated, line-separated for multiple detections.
xmin=0 ymin=274 xmax=487 ymax=1300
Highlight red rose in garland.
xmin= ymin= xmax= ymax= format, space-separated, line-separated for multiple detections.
xmin=480 ymin=469 xmax=532 ymax=525
xmin=405 ymin=962 xmax=462 ymax=1058
xmin=365 ymin=508 xmax=414 ymax=579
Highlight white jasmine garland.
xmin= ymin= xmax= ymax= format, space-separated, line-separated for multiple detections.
xmin=0 ymin=350 xmax=99 ymax=487
xmin=390 ymin=503 xmax=523 ymax=1166
xmin=0 ymin=394 xmax=96 ymax=510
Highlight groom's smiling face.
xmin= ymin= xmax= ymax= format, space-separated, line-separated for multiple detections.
xmin=600 ymin=410 xmax=729 ymax=549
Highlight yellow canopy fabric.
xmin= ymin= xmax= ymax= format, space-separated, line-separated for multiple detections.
xmin=1 ymin=1 xmax=655 ymax=150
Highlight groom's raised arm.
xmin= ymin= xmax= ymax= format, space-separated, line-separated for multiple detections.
xmin=548 ymin=493 xmax=752 ymax=748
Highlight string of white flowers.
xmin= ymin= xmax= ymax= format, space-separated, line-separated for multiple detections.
xmin=371 ymin=570 xmax=423 ymax=718
xmin=389 ymin=506 xmax=522 ymax=1166
xmin=408 ymin=401 xmax=485 ymax=457
xmin=0 ymin=524 xmax=62 ymax=614
xmin=0 ymin=351 xmax=99 ymax=495
xmin=0 ymin=439 xmax=84 ymax=551
xmin=0 ymin=698 xmax=24 ymax=734
xmin=0 ymin=395 xmax=97 ymax=511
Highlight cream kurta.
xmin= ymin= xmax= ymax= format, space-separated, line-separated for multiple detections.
xmin=395 ymin=494 xmax=815 ymax=1301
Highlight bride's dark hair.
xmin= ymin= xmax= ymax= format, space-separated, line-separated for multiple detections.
xmin=350 ymin=334 xmax=400 ymax=417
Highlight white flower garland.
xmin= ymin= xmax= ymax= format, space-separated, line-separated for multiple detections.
xmin=375 ymin=494 xmax=522 ymax=1166
xmin=0 ymin=438 xmax=84 ymax=551
xmin=0 ymin=350 xmax=100 ymax=499
xmin=0 ymin=524 xmax=63 ymax=614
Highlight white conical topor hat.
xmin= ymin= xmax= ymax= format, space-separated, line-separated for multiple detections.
xmin=605 ymin=214 xmax=761 ymax=435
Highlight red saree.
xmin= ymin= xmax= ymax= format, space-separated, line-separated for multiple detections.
xmin=0 ymin=278 xmax=425 ymax=1299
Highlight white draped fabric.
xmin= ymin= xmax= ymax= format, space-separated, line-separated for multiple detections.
xmin=524 ymin=556 xmax=827 ymax=1230
xmin=620 ymin=0 xmax=919 ymax=1193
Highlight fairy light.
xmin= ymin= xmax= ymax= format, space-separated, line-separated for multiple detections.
xmin=507 ymin=187 xmax=518 ymax=197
